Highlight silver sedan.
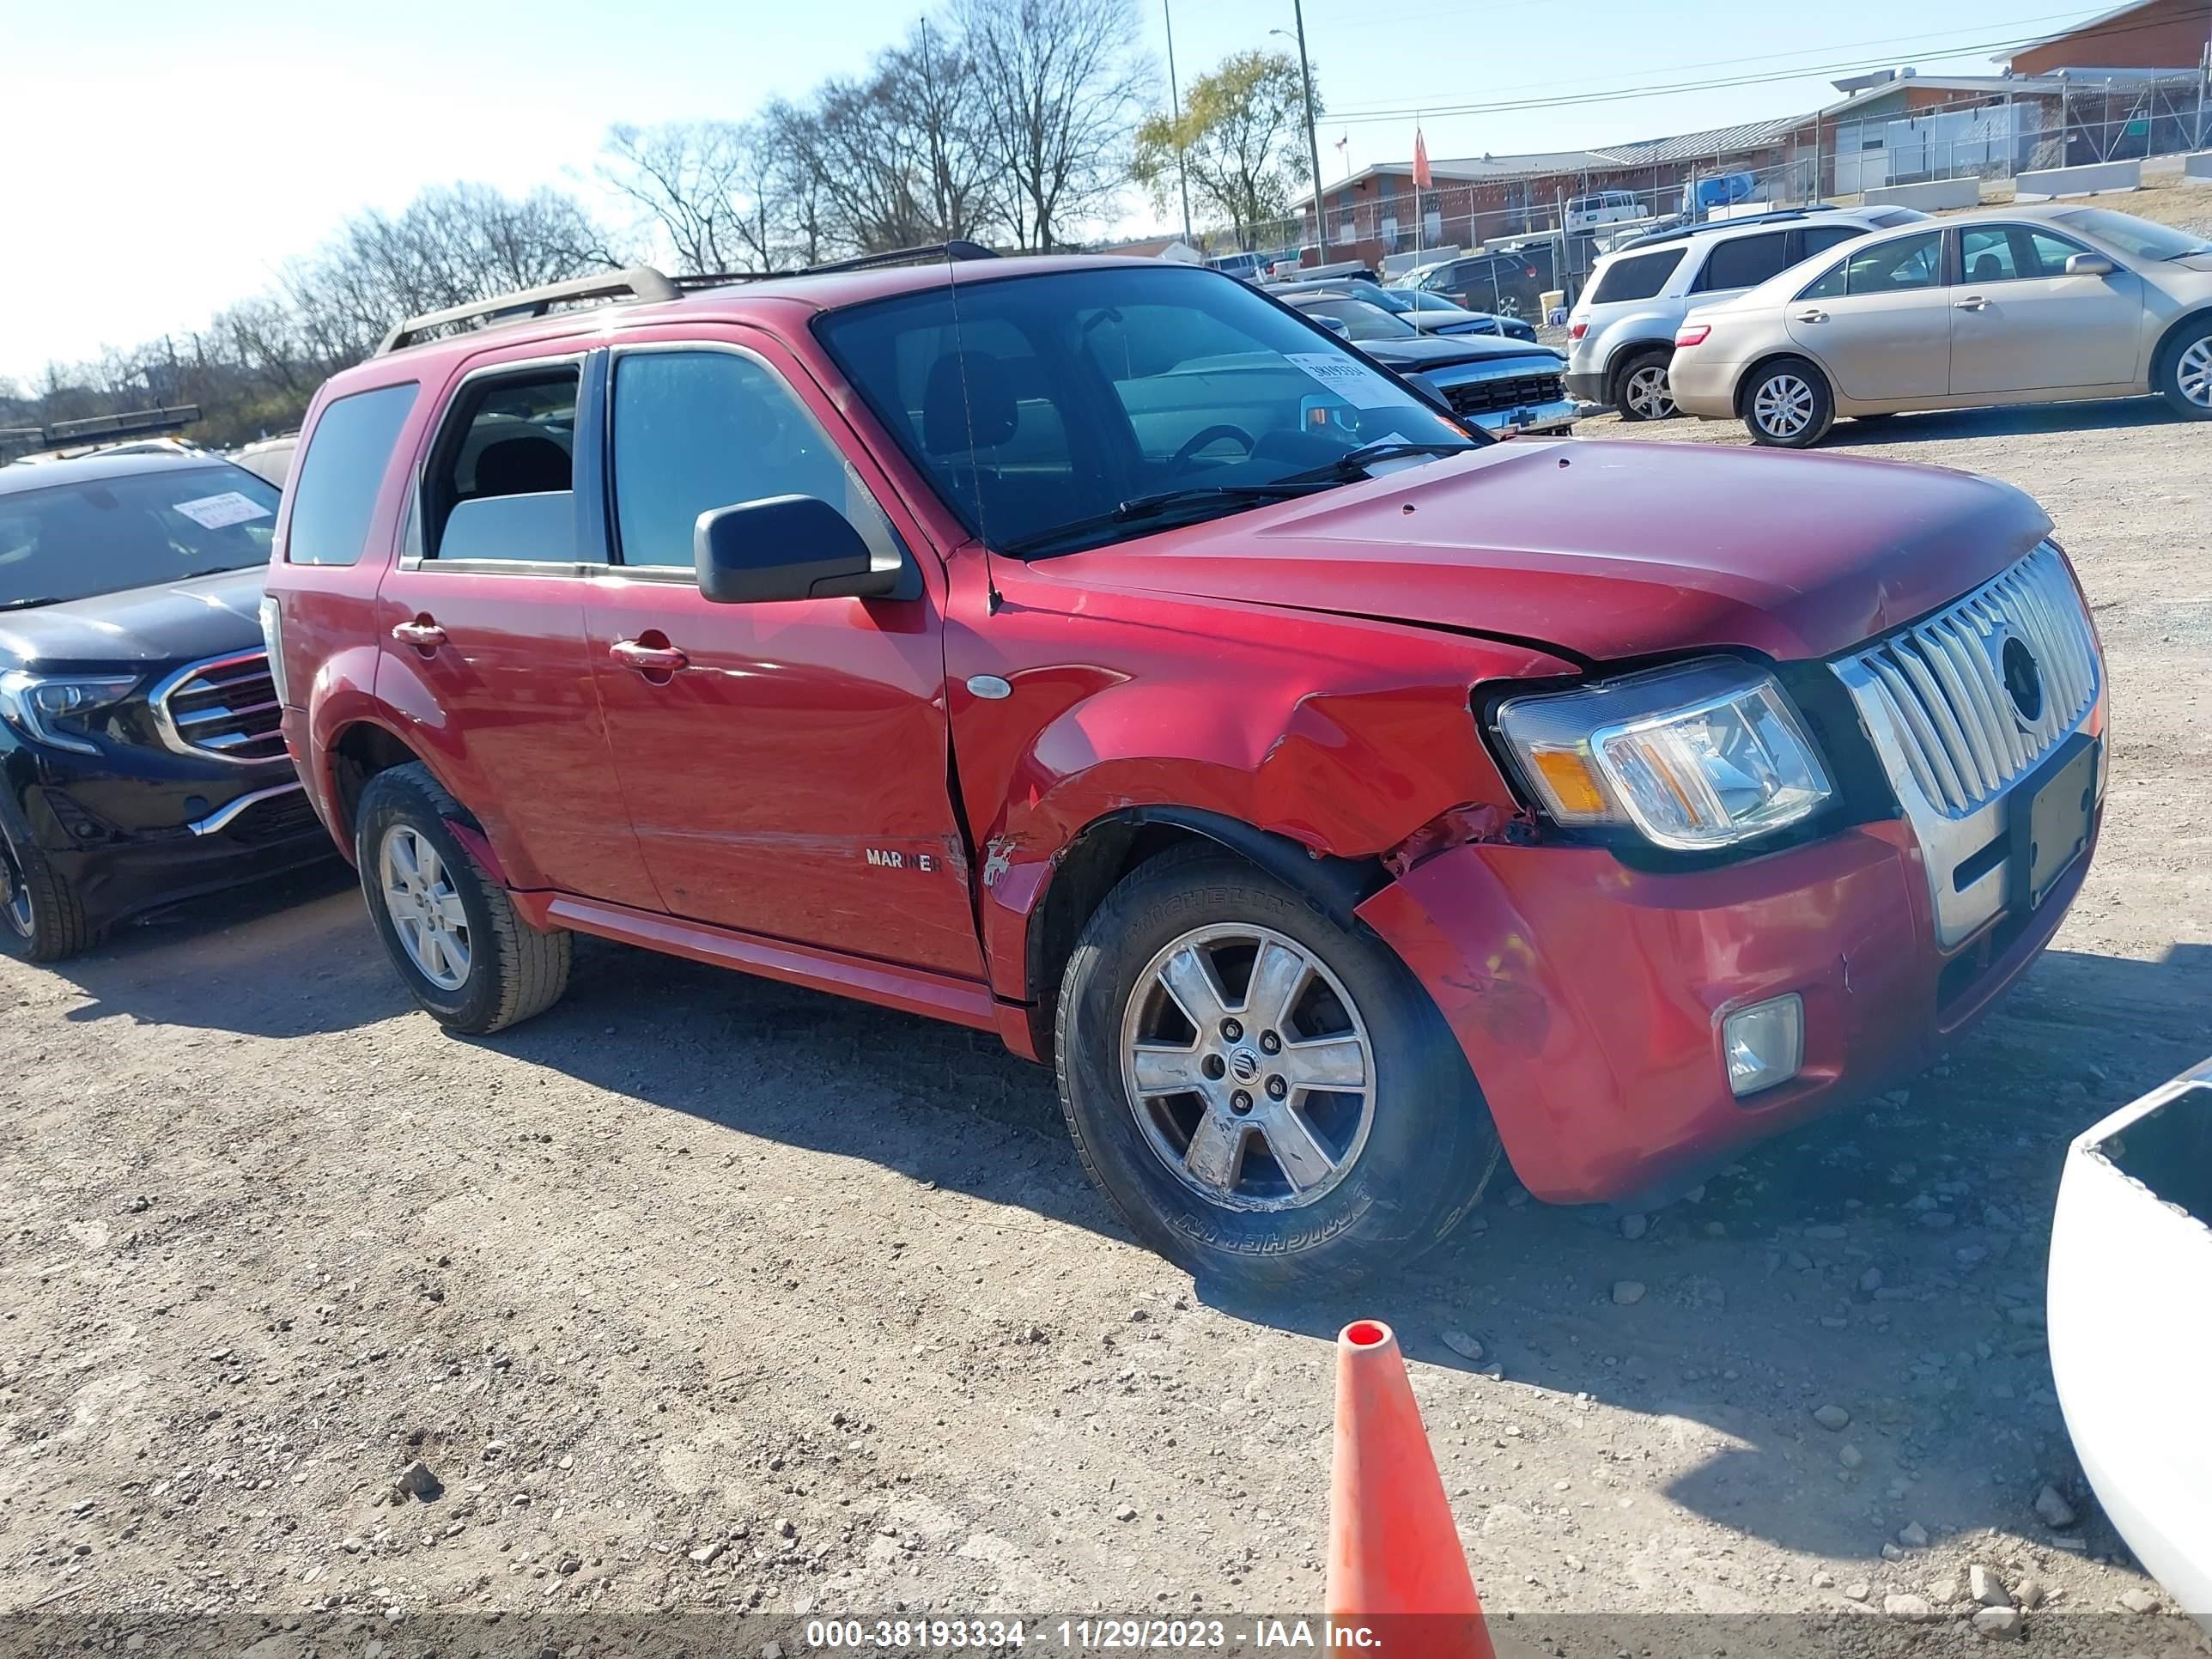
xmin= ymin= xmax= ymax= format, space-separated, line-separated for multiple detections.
xmin=1667 ymin=204 xmax=2212 ymax=446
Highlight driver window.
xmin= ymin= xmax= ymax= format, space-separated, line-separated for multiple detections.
xmin=609 ymin=349 xmax=899 ymax=571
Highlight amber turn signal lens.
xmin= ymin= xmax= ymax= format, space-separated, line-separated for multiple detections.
xmin=1529 ymin=748 xmax=1609 ymax=817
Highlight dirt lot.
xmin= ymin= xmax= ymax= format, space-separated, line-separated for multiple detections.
xmin=3 ymin=401 xmax=2209 ymax=1656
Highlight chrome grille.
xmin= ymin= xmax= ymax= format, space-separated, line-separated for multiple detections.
xmin=153 ymin=651 xmax=287 ymax=764
xmin=1838 ymin=544 xmax=2099 ymax=817
xmin=1834 ymin=543 xmax=2103 ymax=949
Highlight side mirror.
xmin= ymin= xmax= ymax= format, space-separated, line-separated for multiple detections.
xmin=1310 ymin=313 xmax=1350 ymax=336
xmin=693 ymin=495 xmax=901 ymax=605
xmin=2064 ymin=252 xmax=2116 ymax=276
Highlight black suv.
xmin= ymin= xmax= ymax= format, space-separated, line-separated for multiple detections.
xmin=0 ymin=447 xmax=330 ymax=959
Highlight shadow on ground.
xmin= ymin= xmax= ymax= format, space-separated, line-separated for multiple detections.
xmin=21 ymin=859 xmax=2212 ymax=1561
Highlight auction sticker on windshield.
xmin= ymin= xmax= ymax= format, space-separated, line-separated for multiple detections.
xmin=1282 ymin=352 xmax=1417 ymax=410
xmin=173 ymin=492 xmax=273 ymax=530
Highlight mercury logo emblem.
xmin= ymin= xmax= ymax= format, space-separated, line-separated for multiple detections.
xmin=2001 ymin=635 xmax=2045 ymax=725
xmin=1229 ymin=1048 xmax=1261 ymax=1083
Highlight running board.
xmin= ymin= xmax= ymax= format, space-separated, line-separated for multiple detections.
xmin=511 ymin=890 xmax=1001 ymax=1032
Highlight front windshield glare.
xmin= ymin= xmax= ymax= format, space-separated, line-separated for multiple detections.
xmin=815 ymin=265 xmax=1469 ymax=556
xmin=0 ymin=465 xmax=281 ymax=607
xmin=2055 ymin=208 xmax=2208 ymax=259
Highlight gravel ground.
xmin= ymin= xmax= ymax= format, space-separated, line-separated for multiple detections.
xmin=3 ymin=402 xmax=2208 ymax=1657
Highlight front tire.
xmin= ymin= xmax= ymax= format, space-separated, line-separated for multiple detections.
xmin=1054 ymin=848 xmax=1498 ymax=1291
xmin=0 ymin=808 xmax=96 ymax=963
xmin=356 ymin=763 xmax=570 ymax=1035
xmin=1741 ymin=356 xmax=1834 ymax=447
xmin=1613 ymin=348 xmax=1678 ymax=422
xmin=2157 ymin=320 xmax=2212 ymax=420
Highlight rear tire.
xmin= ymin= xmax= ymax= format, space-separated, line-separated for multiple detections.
xmin=2156 ymin=319 xmax=2212 ymax=420
xmin=1612 ymin=348 xmax=1678 ymax=422
xmin=355 ymin=763 xmax=570 ymax=1035
xmin=1740 ymin=356 xmax=1834 ymax=448
xmin=0 ymin=806 xmax=96 ymax=963
xmin=1054 ymin=847 xmax=1499 ymax=1291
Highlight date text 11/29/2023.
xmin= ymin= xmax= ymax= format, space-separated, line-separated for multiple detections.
xmin=804 ymin=1619 xmax=1388 ymax=1650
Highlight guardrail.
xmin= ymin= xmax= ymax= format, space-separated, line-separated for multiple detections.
xmin=2016 ymin=160 xmax=2143 ymax=199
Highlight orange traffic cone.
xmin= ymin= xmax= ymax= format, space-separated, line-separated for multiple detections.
xmin=1327 ymin=1319 xmax=1497 ymax=1659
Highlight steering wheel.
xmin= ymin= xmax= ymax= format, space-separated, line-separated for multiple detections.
xmin=1168 ymin=423 xmax=1256 ymax=475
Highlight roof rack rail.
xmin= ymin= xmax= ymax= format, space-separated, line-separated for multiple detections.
xmin=799 ymin=240 xmax=999 ymax=276
xmin=376 ymin=266 xmax=681 ymax=356
xmin=40 ymin=404 xmax=203 ymax=444
xmin=1613 ymin=205 xmax=1842 ymax=253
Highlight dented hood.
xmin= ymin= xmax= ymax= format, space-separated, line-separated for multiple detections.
xmin=1050 ymin=440 xmax=2056 ymax=663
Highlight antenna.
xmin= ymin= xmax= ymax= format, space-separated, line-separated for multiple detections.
xmin=940 ymin=248 xmax=1004 ymax=616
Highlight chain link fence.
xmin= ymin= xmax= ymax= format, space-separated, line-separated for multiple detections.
xmin=1176 ymin=75 xmax=2212 ymax=311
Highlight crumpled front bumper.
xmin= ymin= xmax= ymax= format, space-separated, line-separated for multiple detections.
xmin=1357 ymin=815 xmax=2095 ymax=1205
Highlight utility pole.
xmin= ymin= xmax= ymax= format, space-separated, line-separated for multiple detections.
xmin=1162 ymin=0 xmax=1194 ymax=246
xmin=1291 ymin=0 xmax=1324 ymax=256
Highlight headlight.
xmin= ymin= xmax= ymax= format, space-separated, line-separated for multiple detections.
xmin=1496 ymin=659 xmax=1832 ymax=850
xmin=0 ymin=670 xmax=139 ymax=755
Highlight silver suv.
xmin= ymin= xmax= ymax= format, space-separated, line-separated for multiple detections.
xmin=1565 ymin=206 xmax=1929 ymax=420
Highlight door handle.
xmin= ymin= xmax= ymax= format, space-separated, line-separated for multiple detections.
xmin=1954 ymin=296 xmax=1989 ymax=312
xmin=1794 ymin=308 xmax=1828 ymax=323
xmin=391 ymin=618 xmax=446 ymax=649
xmin=610 ymin=639 xmax=689 ymax=674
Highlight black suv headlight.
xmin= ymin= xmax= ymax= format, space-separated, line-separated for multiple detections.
xmin=0 ymin=670 xmax=140 ymax=755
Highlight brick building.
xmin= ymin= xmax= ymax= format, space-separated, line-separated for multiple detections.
xmin=2002 ymin=0 xmax=2212 ymax=76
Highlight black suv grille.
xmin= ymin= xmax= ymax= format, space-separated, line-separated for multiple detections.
xmin=1445 ymin=373 xmax=1565 ymax=418
xmin=155 ymin=652 xmax=287 ymax=763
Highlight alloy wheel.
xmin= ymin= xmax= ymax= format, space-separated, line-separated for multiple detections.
xmin=1753 ymin=374 xmax=1814 ymax=439
xmin=379 ymin=825 xmax=471 ymax=991
xmin=1624 ymin=364 xmax=1676 ymax=419
xmin=1118 ymin=923 xmax=1376 ymax=1213
xmin=0 ymin=829 xmax=33 ymax=939
xmin=2178 ymin=338 xmax=2212 ymax=410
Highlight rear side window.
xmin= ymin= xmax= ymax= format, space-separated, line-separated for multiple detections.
xmin=1589 ymin=248 xmax=1685 ymax=304
xmin=1693 ymin=232 xmax=1792 ymax=293
xmin=1801 ymin=230 xmax=1945 ymax=300
xmin=1800 ymin=226 xmax=1862 ymax=259
xmin=285 ymin=383 xmax=416 ymax=566
xmin=422 ymin=368 xmax=580 ymax=563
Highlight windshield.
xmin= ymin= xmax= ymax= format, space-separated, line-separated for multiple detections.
xmin=816 ymin=264 xmax=1468 ymax=557
xmin=0 ymin=465 xmax=281 ymax=607
xmin=2055 ymin=208 xmax=2208 ymax=259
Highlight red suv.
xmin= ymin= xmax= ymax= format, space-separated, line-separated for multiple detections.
xmin=264 ymin=249 xmax=2106 ymax=1287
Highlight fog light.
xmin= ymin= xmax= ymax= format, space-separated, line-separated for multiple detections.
xmin=1723 ymin=994 xmax=1803 ymax=1098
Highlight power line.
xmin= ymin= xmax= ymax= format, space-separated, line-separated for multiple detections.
xmin=1326 ymin=13 xmax=2193 ymax=126
xmin=1326 ymin=7 xmax=2106 ymax=112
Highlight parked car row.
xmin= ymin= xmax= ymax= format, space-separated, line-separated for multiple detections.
xmin=1271 ymin=290 xmax=1576 ymax=438
xmin=9 ymin=249 xmax=2111 ymax=1301
xmin=1669 ymin=204 xmax=2212 ymax=445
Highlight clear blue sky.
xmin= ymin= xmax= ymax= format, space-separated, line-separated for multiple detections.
xmin=1 ymin=0 xmax=2088 ymax=380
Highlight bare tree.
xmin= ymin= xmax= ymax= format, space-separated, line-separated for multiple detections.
xmin=954 ymin=0 xmax=1150 ymax=250
xmin=599 ymin=121 xmax=792 ymax=274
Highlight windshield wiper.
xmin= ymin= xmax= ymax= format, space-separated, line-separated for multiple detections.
xmin=1271 ymin=439 xmax=1489 ymax=488
xmin=0 ymin=596 xmax=62 ymax=612
xmin=1000 ymin=479 xmax=1335 ymax=557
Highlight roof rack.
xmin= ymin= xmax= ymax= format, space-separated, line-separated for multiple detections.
xmin=1612 ymin=205 xmax=1842 ymax=253
xmin=374 ymin=244 xmax=1004 ymax=357
xmin=376 ymin=267 xmax=681 ymax=356
xmin=3 ymin=405 xmax=203 ymax=459
xmin=799 ymin=240 xmax=999 ymax=276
